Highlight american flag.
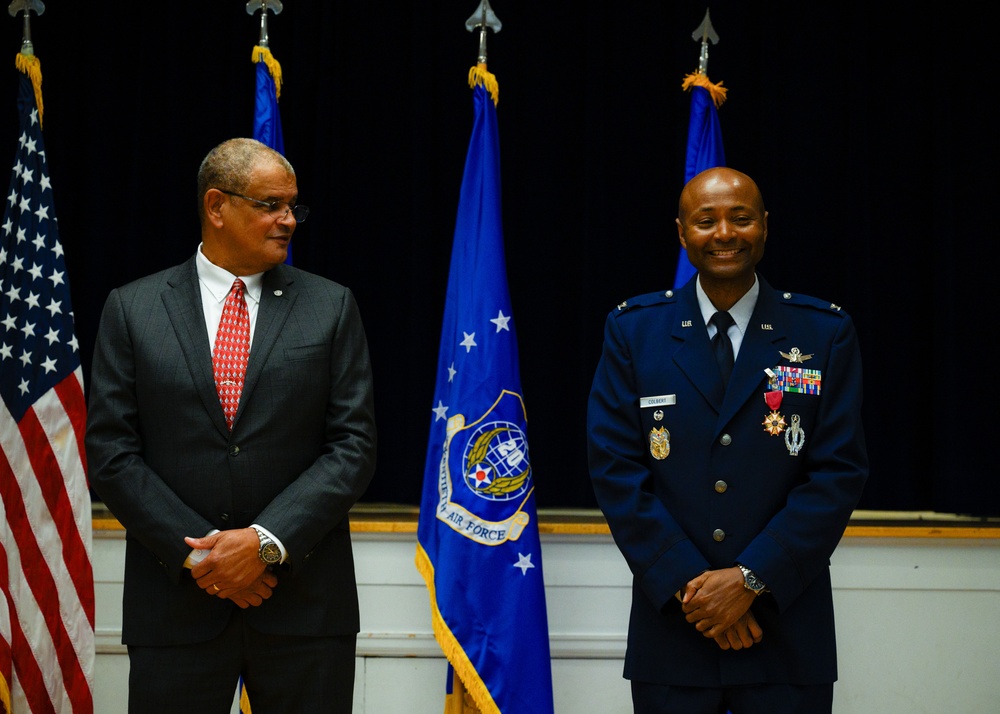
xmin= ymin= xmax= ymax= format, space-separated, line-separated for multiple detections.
xmin=0 ymin=56 xmax=95 ymax=712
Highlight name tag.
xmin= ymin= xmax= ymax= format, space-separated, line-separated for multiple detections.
xmin=640 ymin=394 xmax=676 ymax=408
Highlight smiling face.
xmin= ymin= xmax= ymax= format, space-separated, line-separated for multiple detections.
xmin=675 ymin=167 xmax=768 ymax=296
xmin=202 ymin=158 xmax=299 ymax=275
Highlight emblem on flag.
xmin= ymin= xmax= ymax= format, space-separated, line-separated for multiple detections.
xmin=436 ymin=390 xmax=533 ymax=545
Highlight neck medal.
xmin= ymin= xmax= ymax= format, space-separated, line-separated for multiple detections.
xmin=762 ymin=368 xmax=785 ymax=435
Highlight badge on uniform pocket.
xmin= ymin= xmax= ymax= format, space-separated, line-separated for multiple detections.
xmin=648 ymin=427 xmax=670 ymax=460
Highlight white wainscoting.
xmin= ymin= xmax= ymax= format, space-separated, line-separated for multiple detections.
xmin=92 ymin=518 xmax=1000 ymax=713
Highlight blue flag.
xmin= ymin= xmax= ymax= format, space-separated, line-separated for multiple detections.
xmin=673 ymin=80 xmax=726 ymax=289
xmin=253 ymin=49 xmax=284 ymax=155
xmin=416 ymin=69 xmax=554 ymax=714
xmin=252 ymin=46 xmax=289 ymax=266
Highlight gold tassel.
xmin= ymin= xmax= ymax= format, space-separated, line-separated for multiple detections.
xmin=251 ymin=45 xmax=283 ymax=100
xmin=15 ymin=53 xmax=44 ymax=127
xmin=468 ymin=63 xmax=499 ymax=107
xmin=416 ymin=545 xmax=500 ymax=714
xmin=681 ymin=71 xmax=727 ymax=109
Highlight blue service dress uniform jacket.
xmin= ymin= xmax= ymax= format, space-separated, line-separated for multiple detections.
xmin=587 ymin=275 xmax=868 ymax=687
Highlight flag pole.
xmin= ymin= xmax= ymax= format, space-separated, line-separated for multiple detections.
xmin=673 ymin=7 xmax=728 ymax=289
xmin=3 ymin=3 xmax=96 ymax=712
xmin=448 ymin=6 xmax=501 ymax=712
xmin=416 ymin=3 xmax=554 ymax=713
xmin=246 ymin=0 xmax=288 ymax=269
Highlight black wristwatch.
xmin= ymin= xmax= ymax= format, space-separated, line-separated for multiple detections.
xmin=253 ymin=527 xmax=282 ymax=565
xmin=737 ymin=564 xmax=767 ymax=596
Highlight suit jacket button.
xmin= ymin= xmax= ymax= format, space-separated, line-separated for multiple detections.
xmin=719 ymin=433 xmax=732 ymax=446
xmin=713 ymin=529 xmax=726 ymax=542
xmin=220 ymin=513 xmax=230 ymax=522
xmin=229 ymin=445 xmax=240 ymax=457
xmin=714 ymin=480 xmax=728 ymax=493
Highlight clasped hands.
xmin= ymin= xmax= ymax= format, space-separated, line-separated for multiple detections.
xmin=679 ymin=566 xmax=763 ymax=651
xmin=185 ymin=529 xmax=278 ymax=609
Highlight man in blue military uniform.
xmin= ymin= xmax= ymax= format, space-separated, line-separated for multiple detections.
xmin=587 ymin=167 xmax=868 ymax=713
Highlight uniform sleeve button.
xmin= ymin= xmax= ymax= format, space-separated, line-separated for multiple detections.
xmin=714 ymin=480 xmax=728 ymax=493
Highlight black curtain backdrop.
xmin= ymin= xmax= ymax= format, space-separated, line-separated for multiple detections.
xmin=4 ymin=3 xmax=994 ymax=516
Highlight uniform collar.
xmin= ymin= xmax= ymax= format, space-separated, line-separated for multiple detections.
xmin=695 ymin=273 xmax=759 ymax=338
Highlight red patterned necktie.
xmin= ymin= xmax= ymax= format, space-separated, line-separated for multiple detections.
xmin=213 ymin=278 xmax=250 ymax=430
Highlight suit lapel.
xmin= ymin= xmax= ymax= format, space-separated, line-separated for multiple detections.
xmin=670 ymin=283 xmax=726 ymax=412
xmin=161 ymin=257 xmax=230 ymax=434
xmin=719 ymin=280 xmax=786 ymax=427
xmin=237 ymin=265 xmax=297 ymax=421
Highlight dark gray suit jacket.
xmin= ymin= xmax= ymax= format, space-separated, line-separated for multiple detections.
xmin=86 ymin=256 xmax=377 ymax=646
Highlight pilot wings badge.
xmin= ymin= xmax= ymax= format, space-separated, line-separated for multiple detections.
xmin=779 ymin=347 xmax=813 ymax=363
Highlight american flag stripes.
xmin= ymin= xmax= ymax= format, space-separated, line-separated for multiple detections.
xmin=0 ymin=55 xmax=95 ymax=713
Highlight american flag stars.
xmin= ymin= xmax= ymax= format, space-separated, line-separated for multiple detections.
xmin=1 ymin=107 xmax=78 ymax=420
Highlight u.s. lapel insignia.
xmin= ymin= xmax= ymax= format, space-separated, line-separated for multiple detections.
xmin=648 ymin=427 xmax=670 ymax=460
xmin=785 ymin=414 xmax=805 ymax=456
xmin=779 ymin=347 xmax=813 ymax=363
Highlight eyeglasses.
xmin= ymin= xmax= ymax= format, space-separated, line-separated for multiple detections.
xmin=218 ymin=189 xmax=310 ymax=223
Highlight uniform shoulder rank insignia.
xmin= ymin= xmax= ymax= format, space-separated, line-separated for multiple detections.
xmin=779 ymin=347 xmax=813 ymax=363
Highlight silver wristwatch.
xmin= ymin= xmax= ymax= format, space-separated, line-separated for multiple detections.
xmin=253 ymin=527 xmax=282 ymax=565
xmin=737 ymin=564 xmax=767 ymax=596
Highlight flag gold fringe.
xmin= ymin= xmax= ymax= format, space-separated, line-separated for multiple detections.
xmin=0 ymin=671 xmax=11 ymax=714
xmin=239 ymin=682 xmax=252 ymax=713
xmin=252 ymin=45 xmax=283 ymax=100
xmin=446 ymin=667 xmax=483 ymax=714
xmin=14 ymin=53 xmax=43 ymax=127
xmin=681 ymin=71 xmax=727 ymax=108
xmin=415 ymin=544 xmax=500 ymax=714
xmin=468 ymin=64 xmax=499 ymax=107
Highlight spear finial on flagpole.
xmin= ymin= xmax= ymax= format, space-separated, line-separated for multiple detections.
xmin=246 ymin=0 xmax=282 ymax=49
xmin=465 ymin=1 xmax=501 ymax=106
xmin=691 ymin=8 xmax=718 ymax=76
xmin=8 ymin=0 xmax=44 ymax=56
xmin=682 ymin=8 xmax=726 ymax=108
xmin=465 ymin=0 xmax=501 ymax=66
xmin=247 ymin=0 xmax=283 ymax=99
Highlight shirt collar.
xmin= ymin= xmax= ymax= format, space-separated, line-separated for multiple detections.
xmin=695 ymin=273 xmax=760 ymax=337
xmin=196 ymin=243 xmax=264 ymax=307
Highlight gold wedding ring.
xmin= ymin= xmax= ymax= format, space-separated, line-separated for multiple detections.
xmin=211 ymin=583 xmax=220 ymax=593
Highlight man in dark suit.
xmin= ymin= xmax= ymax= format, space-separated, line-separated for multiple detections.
xmin=587 ymin=167 xmax=868 ymax=714
xmin=85 ymin=138 xmax=377 ymax=713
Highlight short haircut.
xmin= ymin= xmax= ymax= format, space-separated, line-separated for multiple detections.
xmin=196 ymin=138 xmax=295 ymax=220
